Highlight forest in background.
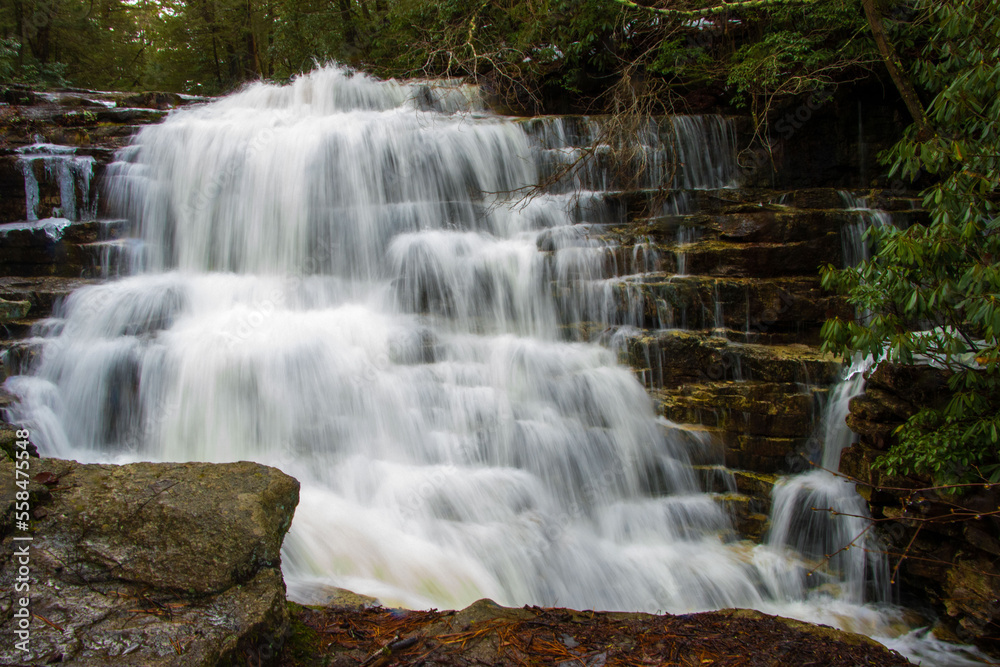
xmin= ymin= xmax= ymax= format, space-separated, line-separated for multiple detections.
xmin=0 ymin=0 xmax=879 ymax=114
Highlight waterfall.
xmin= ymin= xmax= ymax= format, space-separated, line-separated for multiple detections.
xmin=763 ymin=195 xmax=991 ymax=664
xmin=17 ymin=144 xmax=98 ymax=221
xmin=839 ymin=191 xmax=892 ymax=267
xmin=766 ymin=357 xmax=887 ymax=605
xmin=1 ymin=65 xmax=986 ymax=664
xmin=767 ymin=193 xmax=892 ymax=606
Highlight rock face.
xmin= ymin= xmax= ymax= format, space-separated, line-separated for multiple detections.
xmin=0 ymin=219 xmax=132 ymax=278
xmin=0 ymin=458 xmax=299 ymax=666
xmin=589 ymin=182 xmax=924 ymax=537
xmin=842 ymin=363 xmax=1000 ymax=656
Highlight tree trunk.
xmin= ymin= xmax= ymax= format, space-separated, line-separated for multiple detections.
xmin=246 ymin=0 xmax=263 ymax=77
xmin=337 ymin=0 xmax=357 ymax=50
xmin=12 ymin=0 xmax=26 ymax=65
xmin=861 ymin=0 xmax=932 ymax=139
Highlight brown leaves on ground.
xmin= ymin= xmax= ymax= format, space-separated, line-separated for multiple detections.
xmin=279 ymin=601 xmax=914 ymax=666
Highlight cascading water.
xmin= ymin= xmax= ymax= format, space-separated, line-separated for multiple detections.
xmin=1 ymin=66 xmax=987 ymax=664
xmin=766 ymin=196 xmax=892 ymax=606
xmin=17 ymin=143 xmax=98 ymax=221
xmin=840 ymin=191 xmax=893 ymax=267
xmin=764 ymin=198 xmax=988 ymax=665
xmin=766 ymin=356 xmax=885 ymax=605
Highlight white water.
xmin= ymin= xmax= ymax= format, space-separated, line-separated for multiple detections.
xmin=840 ymin=199 xmax=892 ymax=264
xmin=17 ymin=143 xmax=97 ymax=221
xmin=767 ymin=357 xmax=884 ymax=605
xmin=2 ymin=66 xmax=989 ymax=665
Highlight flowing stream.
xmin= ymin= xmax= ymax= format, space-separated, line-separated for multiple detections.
xmin=2 ymin=66 xmax=987 ymax=665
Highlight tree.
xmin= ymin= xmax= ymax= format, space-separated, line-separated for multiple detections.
xmin=821 ymin=0 xmax=1000 ymax=484
xmin=0 ymin=0 xmax=156 ymax=88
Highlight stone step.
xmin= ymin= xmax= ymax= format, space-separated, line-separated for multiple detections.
xmin=691 ymin=464 xmax=737 ymax=494
xmin=0 ymin=219 xmax=131 ymax=277
xmin=711 ymin=492 xmax=770 ymax=541
xmin=549 ymin=227 xmax=844 ymax=280
xmin=646 ymin=208 xmax=900 ymax=246
xmin=555 ymin=275 xmax=849 ymax=336
xmin=0 ymin=339 xmax=42 ymax=381
xmin=652 ymin=380 xmax=824 ymax=434
xmin=731 ymin=469 xmax=779 ymax=497
xmin=653 ymin=381 xmax=824 ymax=474
xmin=0 ymin=276 xmax=100 ymax=318
xmin=0 ymin=319 xmax=35 ymax=342
xmin=773 ymin=188 xmax=923 ymax=212
xmin=622 ymin=329 xmax=842 ymax=389
xmin=683 ymin=426 xmax=816 ymax=477
xmin=0 ymin=298 xmax=30 ymax=323
xmin=671 ymin=237 xmax=842 ymax=278
xmin=594 ymin=186 xmax=924 ymax=219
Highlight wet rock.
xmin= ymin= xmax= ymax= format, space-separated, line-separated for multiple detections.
xmin=655 ymin=380 xmax=822 ymax=474
xmin=0 ymin=219 xmax=131 ymax=277
xmin=0 ymin=458 xmax=299 ymax=666
xmin=944 ymin=559 xmax=1000 ymax=644
xmin=121 ymin=91 xmax=186 ymax=109
xmin=625 ymin=330 xmax=841 ymax=389
xmin=715 ymin=493 xmax=770 ymax=540
xmin=732 ymin=469 xmax=778 ymax=496
xmin=603 ymin=276 xmax=850 ymax=336
xmin=0 ymin=298 xmax=30 ymax=323
xmin=0 ymin=425 xmax=38 ymax=462
xmin=844 ymin=360 xmax=1000 ymax=657
xmin=679 ymin=236 xmax=842 ymax=277
xmin=0 ymin=276 xmax=98 ymax=319
xmin=313 ymin=587 xmax=380 ymax=611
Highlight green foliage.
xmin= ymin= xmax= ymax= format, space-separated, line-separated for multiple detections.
xmin=1 ymin=0 xmax=879 ymax=108
xmin=822 ymin=0 xmax=1000 ymax=484
xmin=0 ymin=0 xmax=156 ymax=90
xmin=724 ymin=0 xmax=873 ymax=117
xmin=0 ymin=37 xmax=18 ymax=83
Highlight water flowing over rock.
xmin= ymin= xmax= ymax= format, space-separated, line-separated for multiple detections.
xmin=842 ymin=362 xmax=1000 ymax=659
xmin=16 ymin=144 xmax=97 ymax=222
xmin=0 ymin=66 xmax=989 ymax=665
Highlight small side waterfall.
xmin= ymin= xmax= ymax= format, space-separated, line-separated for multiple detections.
xmin=17 ymin=144 xmax=98 ymax=221
xmin=767 ymin=194 xmax=892 ymax=604
xmin=763 ymin=194 xmax=992 ymax=664
xmin=766 ymin=357 xmax=887 ymax=605
xmin=840 ymin=191 xmax=892 ymax=267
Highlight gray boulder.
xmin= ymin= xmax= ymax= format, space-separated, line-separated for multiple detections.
xmin=0 ymin=458 xmax=299 ymax=665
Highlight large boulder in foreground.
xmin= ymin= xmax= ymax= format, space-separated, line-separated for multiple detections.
xmin=0 ymin=458 xmax=299 ymax=666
